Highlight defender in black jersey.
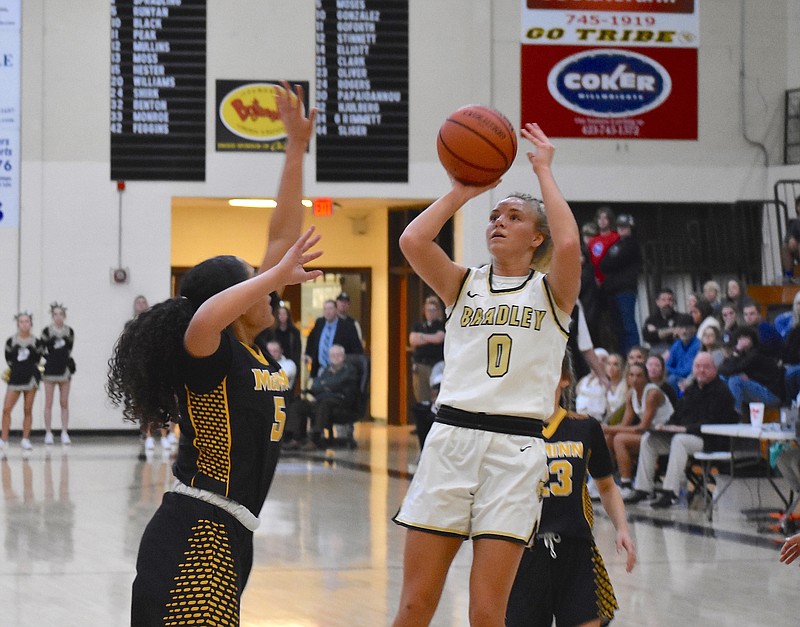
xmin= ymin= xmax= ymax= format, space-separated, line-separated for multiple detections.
xmin=507 ymin=353 xmax=637 ymax=627
xmin=107 ymin=82 xmax=322 ymax=627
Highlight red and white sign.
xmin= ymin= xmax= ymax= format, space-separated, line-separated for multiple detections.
xmin=521 ymin=0 xmax=698 ymax=139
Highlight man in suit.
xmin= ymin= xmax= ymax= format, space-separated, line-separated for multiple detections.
xmin=304 ymin=299 xmax=363 ymax=377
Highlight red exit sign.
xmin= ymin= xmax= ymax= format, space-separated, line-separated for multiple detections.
xmin=313 ymin=197 xmax=333 ymax=217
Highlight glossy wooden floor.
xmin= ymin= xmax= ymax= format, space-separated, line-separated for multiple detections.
xmin=1 ymin=423 xmax=799 ymax=626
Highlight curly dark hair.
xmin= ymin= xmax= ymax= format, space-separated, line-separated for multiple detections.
xmin=106 ymin=255 xmax=249 ymax=432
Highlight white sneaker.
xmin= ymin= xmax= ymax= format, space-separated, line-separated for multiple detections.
xmin=44 ymin=431 xmax=55 ymax=445
xmin=618 ymin=486 xmax=636 ymax=500
xmin=20 ymin=438 xmax=33 ymax=451
xmin=61 ymin=431 xmax=71 ymax=445
xmin=144 ymin=436 xmax=155 ymax=451
xmin=165 ymin=432 xmax=178 ymax=446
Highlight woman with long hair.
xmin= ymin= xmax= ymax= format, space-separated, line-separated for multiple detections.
xmin=41 ymin=302 xmax=75 ymax=445
xmin=604 ymin=353 xmax=628 ymax=426
xmin=392 ymin=122 xmax=581 ymax=627
xmin=107 ymin=82 xmax=322 ymax=625
xmin=2 ymin=312 xmax=42 ymax=455
xmin=603 ymin=361 xmax=673 ymax=499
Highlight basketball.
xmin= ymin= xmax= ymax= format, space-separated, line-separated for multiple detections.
xmin=436 ymin=105 xmax=518 ymax=186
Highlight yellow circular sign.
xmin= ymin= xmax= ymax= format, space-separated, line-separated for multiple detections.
xmin=219 ymin=83 xmax=286 ymax=141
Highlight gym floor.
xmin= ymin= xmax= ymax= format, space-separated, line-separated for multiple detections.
xmin=0 ymin=423 xmax=798 ymax=626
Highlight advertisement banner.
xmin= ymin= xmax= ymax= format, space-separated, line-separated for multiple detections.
xmin=521 ymin=0 xmax=698 ymax=139
xmin=0 ymin=0 xmax=20 ymax=227
xmin=216 ymin=80 xmax=310 ymax=152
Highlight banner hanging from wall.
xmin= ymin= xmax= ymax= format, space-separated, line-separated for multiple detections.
xmin=521 ymin=0 xmax=699 ymax=140
xmin=0 ymin=0 xmax=21 ymax=228
xmin=215 ymin=80 xmax=310 ymax=152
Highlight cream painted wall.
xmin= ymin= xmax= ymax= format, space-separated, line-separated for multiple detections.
xmin=2 ymin=0 xmax=799 ymax=432
xmin=171 ymin=202 xmax=389 ymax=420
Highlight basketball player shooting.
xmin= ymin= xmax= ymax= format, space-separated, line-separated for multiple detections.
xmin=391 ymin=121 xmax=582 ymax=627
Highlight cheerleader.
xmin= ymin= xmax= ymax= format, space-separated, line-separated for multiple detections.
xmin=41 ymin=302 xmax=75 ymax=445
xmin=2 ymin=311 xmax=43 ymax=455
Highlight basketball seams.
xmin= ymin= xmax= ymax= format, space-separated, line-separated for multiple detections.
xmin=436 ymin=104 xmax=518 ymax=186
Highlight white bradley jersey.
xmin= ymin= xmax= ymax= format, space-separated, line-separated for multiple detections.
xmin=436 ymin=264 xmax=571 ymax=421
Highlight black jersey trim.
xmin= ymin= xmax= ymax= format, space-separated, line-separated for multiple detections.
xmin=487 ymin=264 xmax=535 ymax=294
xmin=445 ymin=268 xmax=473 ymax=324
xmin=472 ymin=530 xmax=532 ymax=546
xmin=542 ymin=276 xmax=571 ymax=339
xmin=435 ymin=404 xmax=544 ymax=437
xmin=391 ymin=513 xmax=469 ymax=540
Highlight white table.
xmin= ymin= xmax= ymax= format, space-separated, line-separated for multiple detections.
xmin=700 ymin=423 xmax=798 ymax=526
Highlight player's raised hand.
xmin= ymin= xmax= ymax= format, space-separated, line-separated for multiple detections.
xmin=522 ymin=122 xmax=555 ymax=175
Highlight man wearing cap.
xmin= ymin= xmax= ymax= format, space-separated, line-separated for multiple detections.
xmin=335 ymin=291 xmax=364 ymax=345
xmin=600 ymin=213 xmax=642 ymax=354
xmin=665 ymin=314 xmax=701 ymax=394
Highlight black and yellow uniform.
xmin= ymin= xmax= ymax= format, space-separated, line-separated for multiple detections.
xmin=506 ymin=408 xmax=619 ymax=627
xmin=132 ymin=329 xmax=290 ymax=627
xmin=4 ymin=334 xmax=42 ymax=389
xmin=41 ymin=325 xmax=75 ymax=380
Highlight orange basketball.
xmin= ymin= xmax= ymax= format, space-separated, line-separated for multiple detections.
xmin=436 ymin=105 xmax=518 ymax=186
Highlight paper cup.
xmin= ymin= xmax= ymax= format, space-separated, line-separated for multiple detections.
xmin=749 ymin=402 xmax=765 ymax=428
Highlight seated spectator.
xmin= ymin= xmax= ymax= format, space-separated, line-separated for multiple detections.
xmin=742 ymin=302 xmax=783 ymax=360
xmin=718 ymin=327 xmax=785 ymax=417
xmin=605 ymin=353 xmax=628 ymax=425
xmin=603 ymin=362 xmax=674 ymax=499
xmin=284 ymin=344 xmax=359 ymax=450
xmin=665 ymin=314 xmax=701 ymax=394
xmin=626 ymin=345 xmax=649 ymax=368
xmin=645 ymin=354 xmax=678 ymax=408
xmin=641 ymin=288 xmax=681 ymax=357
xmin=698 ymin=325 xmax=726 ymax=369
xmin=575 ymin=347 xmax=610 ymax=421
xmin=724 ymin=278 xmax=751 ymax=313
xmin=702 ymin=280 xmax=723 ymax=317
xmin=781 ymin=218 xmax=800 ymax=283
xmin=685 ymin=292 xmax=699 ymax=314
xmin=782 ymin=292 xmax=800 ymax=400
xmin=720 ymin=303 xmax=742 ymax=347
xmin=266 ymin=340 xmax=297 ymax=392
xmin=625 ymin=352 xmax=738 ymax=507
xmin=690 ymin=297 xmax=721 ymax=340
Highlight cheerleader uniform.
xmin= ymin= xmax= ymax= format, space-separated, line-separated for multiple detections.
xmin=41 ymin=324 xmax=75 ymax=383
xmin=4 ymin=334 xmax=43 ymax=391
xmin=507 ymin=409 xmax=620 ymax=627
xmin=131 ymin=329 xmax=291 ymax=626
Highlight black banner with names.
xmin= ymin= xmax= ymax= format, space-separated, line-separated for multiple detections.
xmin=315 ymin=0 xmax=408 ymax=182
xmin=110 ymin=0 xmax=206 ymax=181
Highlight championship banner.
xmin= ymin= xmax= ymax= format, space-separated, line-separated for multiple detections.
xmin=0 ymin=0 xmax=20 ymax=228
xmin=521 ymin=0 xmax=698 ymax=139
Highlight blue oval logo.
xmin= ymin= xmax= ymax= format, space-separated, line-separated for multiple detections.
xmin=547 ymin=49 xmax=671 ymax=118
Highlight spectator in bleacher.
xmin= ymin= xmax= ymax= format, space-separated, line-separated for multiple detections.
xmin=266 ymin=340 xmax=297 ymax=392
xmin=781 ymin=291 xmax=800 ymax=400
xmin=742 ymin=302 xmax=783 ymax=360
xmin=702 ymin=280 xmax=723 ymax=318
xmin=698 ymin=325 xmax=727 ymax=369
xmin=665 ymin=314 xmax=701 ymax=394
xmin=690 ymin=297 xmax=721 ymax=340
xmin=575 ymin=347 xmax=610 ymax=421
xmin=579 ymin=223 xmax=602 ymax=344
xmin=720 ymin=302 xmax=742 ymax=348
xmin=599 ymin=213 xmax=642 ymax=355
xmin=271 ymin=304 xmax=302 ymax=394
xmin=336 ymin=291 xmax=364 ymax=346
xmin=587 ymin=206 xmax=618 ymax=285
xmin=642 ymin=288 xmax=681 ymax=358
xmin=780 ymin=218 xmax=800 ymax=283
xmin=625 ymin=352 xmax=738 ymax=507
xmin=724 ymin=278 xmax=750 ymax=312
xmin=646 ymin=354 xmax=678 ymax=409
xmin=718 ymin=326 xmax=785 ymax=417
xmin=626 ymin=345 xmax=648 ymax=367
xmin=604 ymin=361 xmax=673 ymax=500
xmin=604 ymin=353 xmax=628 ymax=426
xmin=284 ymin=344 xmax=359 ymax=450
